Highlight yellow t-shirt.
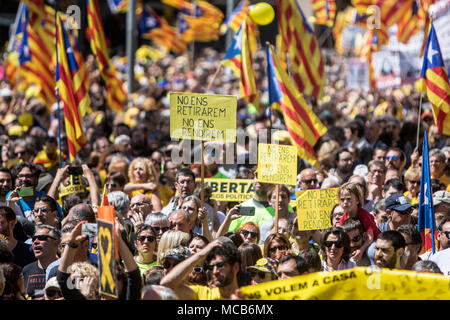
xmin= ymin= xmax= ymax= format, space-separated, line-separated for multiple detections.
xmin=189 ymin=285 xmax=224 ymax=300
xmin=404 ymin=191 xmax=418 ymax=205
xmin=129 ymin=189 xmax=153 ymax=199
xmin=157 ymin=184 xmax=174 ymax=208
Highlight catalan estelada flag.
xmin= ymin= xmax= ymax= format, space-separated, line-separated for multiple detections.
xmin=138 ymin=5 xmax=172 ymax=50
xmin=277 ymin=0 xmax=325 ymax=99
xmin=106 ymin=0 xmax=128 ymax=13
xmin=86 ymin=0 xmax=126 ymax=113
xmin=418 ymin=130 xmax=437 ymax=254
xmin=311 ymin=0 xmax=336 ymax=27
xmin=225 ymin=0 xmax=249 ymax=32
xmin=55 ymin=13 xmax=90 ymax=162
xmin=221 ymin=20 xmax=260 ymax=111
xmin=266 ymin=44 xmax=327 ymax=169
xmin=101 ymin=183 xmax=110 ymax=207
xmin=352 ymin=0 xmax=412 ymax=27
xmin=419 ymin=23 xmax=450 ymax=135
xmin=396 ymin=0 xmax=420 ymax=44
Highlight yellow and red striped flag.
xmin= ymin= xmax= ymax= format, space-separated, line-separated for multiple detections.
xmin=277 ymin=0 xmax=326 ymax=99
xmin=100 ymin=183 xmax=110 ymax=207
xmin=226 ymin=0 xmax=250 ymax=32
xmin=86 ymin=0 xmax=126 ymax=113
xmin=396 ymin=0 xmax=421 ymax=44
xmin=266 ymin=44 xmax=327 ymax=169
xmin=177 ymin=13 xmax=220 ymax=42
xmin=55 ymin=13 xmax=90 ymax=162
xmin=352 ymin=0 xmax=413 ymax=27
xmin=419 ymin=0 xmax=436 ymax=57
xmin=311 ymin=0 xmax=336 ymax=27
xmin=419 ymin=23 xmax=450 ymax=135
xmin=221 ymin=20 xmax=260 ymax=111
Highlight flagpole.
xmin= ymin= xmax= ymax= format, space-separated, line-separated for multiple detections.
xmin=416 ymin=93 xmax=424 ymax=149
xmin=54 ymin=1 xmax=63 ymax=168
xmin=205 ymin=64 xmax=222 ymax=92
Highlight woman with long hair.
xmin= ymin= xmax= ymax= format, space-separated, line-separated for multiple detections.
xmin=320 ymin=227 xmax=355 ymax=272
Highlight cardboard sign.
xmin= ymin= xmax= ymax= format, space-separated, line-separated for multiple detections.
xmin=169 ymin=92 xmax=237 ymax=142
xmin=296 ymin=188 xmax=338 ymax=231
xmin=257 ymin=143 xmax=297 ymax=186
xmin=197 ymin=178 xmax=254 ymax=202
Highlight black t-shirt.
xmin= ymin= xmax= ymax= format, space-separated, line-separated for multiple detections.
xmin=22 ymin=261 xmax=46 ymax=299
xmin=12 ymin=241 xmax=36 ymax=269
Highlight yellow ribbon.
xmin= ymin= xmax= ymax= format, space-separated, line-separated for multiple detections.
xmin=98 ymin=226 xmax=116 ymax=293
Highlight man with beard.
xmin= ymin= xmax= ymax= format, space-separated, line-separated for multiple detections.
xmin=373 ymin=230 xmax=406 ymax=269
xmin=329 ymin=147 xmax=355 ymax=184
xmin=397 ymin=224 xmax=422 ymax=270
xmin=161 ymin=168 xmax=197 ymax=216
xmin=0 ymin=167 xmax=12 ymax=206
xmin=22 ymin=224 xmax=60 ymax=299
xmin=384 ymin=147 xmax=406 ymax=175
xmin=341 ymin=218 xmax=371 ymax=266
xmin=160 ymin=240 xmax=240 ymax=299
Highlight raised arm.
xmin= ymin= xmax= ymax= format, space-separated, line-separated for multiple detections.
xmin=215 ymin=205 xmax=240 ymax=239
xmin=82 ymin=164 xmax=100 ymax=208
xmin=48 ymin=165 xmax=69 ymax=199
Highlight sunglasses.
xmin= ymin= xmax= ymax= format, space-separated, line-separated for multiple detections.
xmin=14 ymin=151 xmax=28 ymax=156
xmin=324 ymin=240 xmax=343 ymax=248
xmin=302 ymin=178 xmax=318 ymax=184
xmin=249 ymin=271 xmax=267 ymax=279
xmin=206 ymin=261 xmax=227 ymax=271
xmin=193 ymin=267 xmax=203 ymax=273
xmin=45 ymin=288 xmax=62 ymax=298
xmin=350 ymin=235 xmax=362 ymax=242
xmin=269 ymin=245 xmax=287 ymax=253
xmin=137 ymin=235 xmax=155 ymax=243
xmin=151 ymin=226 xmax=169 ymax=233
xmin=241 ymin=229 xmax=258 ymax=239
xmin=439 ymin=230 xmax=450 ymax=240
xmin=163 ymin=260 xmax=179 ymax=269
xmin=407 ymin=180 xmax=420 ymax=185
xmin=32 ymin=234 xmax=56 ymax=242
xmin=106 ymin=183 xmax=117 ymax=188
xmin=385 ymin=155 xmax=398 ymax=161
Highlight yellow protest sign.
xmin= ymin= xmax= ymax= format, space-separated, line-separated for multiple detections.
xmin=295 ymin=188 xmax=338 ymax=231
xmin=97 ymin=219 xmax=118 ymax=299
xmin=169 ymin=92 xmax=237 ymax=142
xmin=196 ymin=178 xmax=254 ymax=202
xmin=257 ymin=143 xmax=297 ymax=186
xmin=240 ymin=267 xmax=450 ymax=300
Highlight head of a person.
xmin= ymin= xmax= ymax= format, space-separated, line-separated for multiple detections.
xmin=145 ymin=212 xmax=169 ymax=244
xmin=290 ymin=217 xmax=313 ymax=243
xmin=180 ymin=195 xmax=201 ymax=226
xmin=277 ymin=254 xmax=309 ymax=280
xmin=0 ymin=262 xmax=26 ymax=300
xmin=163 ymin=160 xmax=179 ymax=181
xmin=44 ymin=276 xmax=63 ymax=300
xmin=0 ymin=206 xmax=16 ymax=238
xmin=130 ymin=194 xmax=153 ymax=219
xmin=336 ymin=147 xmax=354 ymax=175
xmin=437 ymin=217 xmax=450 ymax=251
xmin=297 ymin=248 xmax=322 ymax=273
xmin=114 ymin=135 xmax=132 ymax=156
xmin=188 ymin=235 xmax=210 ymax=255
xmin=404 ymin=169 xmax=421 ymax=198
xmin=13 ymin=139 xmax=33 ymax=162
xmin=248 ymin=257 xmax=278 ymax=284
xmin=341 ymin=217 xmax=365 ymax=254
xmin=429 ymin=149 xmax=446 ymax=177
xmin=384 ymin=169 xmax=401 ymax=184
xmin=107 ymin=191 xmax=130 ymax=218
xmin=222 ymin=231 xmax=244 ymax=248
xmin=94 ymin=136 xmax=110 ymax=154
xmin=385 ymin=193 xmax=413 ymax=228
xmin=174 ymin=168 xmax=196 ymax=198
xmin=238 ymin=242 xmax=263 ymax=272
xmin=105 ymin=172 xmax=127 ymax=193
xmin=33 ymin=195 xmax=59 ymax=227
xmin=385 ymin=147 xmax=405 ymax=172
xmin=411 ymin=260 xmax=443 ymax=274
xmin=397 ymin=224 xmax=422 ymax=268
xmin=129 ymin=157 xmax=158 ymax=184
xmin=134 ymin=225 xmax=157 ymax=257
xmin=320 ymin=227 xmax=351 ymax=263
xmin=348 ymin=175 xmax=367 ymax=200
xmin=298 ymin=168 xmax=319 ymax=190
xmin=263 ymin=233 xmax=291 ymax=260
xmin=67 ymin=262 xmax=99 ymax=299
xmin=266 ymin=185 xmax=291 ymax=214
xmin=330 ymin=204 xmax=345 ymax=227
xmin=168 ymin=209 xmax=192 ymax=234
xmin=237 ymin=222 xmax=260 ymax=244
xmin=60 ymin=221 xmax=90 ymax=260
xmin=433 ymin=191 xmax=450 ymax=228
xmin=143 ymin=265 xmax=165 ymax=285
xmin=32 ymin=224 xmax=60 ymax=260
xmin=67 ymin=203 xmax=96 ymax=223
xmin=338 ymin=182 xmax=364 ymax=215
xmin=383 ymin=179 xmax=405 ymax=199
xmin=367 ymin=160 xmax=387 ymax=186
xmin=373 ymin=198 xmax=388 ymax=227
xmin=11 ymin=162 xmax=40 ymax=188
xmin=150 ymin=150 xmax=164 ymax=172
xmin=0 ymin=167 xmax=13 ymax=198
xmin=141 ymin=284 xmax=178 ymax=300
xmin=373 ymin=146 xmax=388 ymax=162
xmin=252 ymin=174 xmax=271 ymax=200
xmin=374 ymin=230 xmax=406 ymax=269
xmin=157 ymin=230 xmax=190 ymax=265
xmin=205 ymin=242 xmax=241 ymax=288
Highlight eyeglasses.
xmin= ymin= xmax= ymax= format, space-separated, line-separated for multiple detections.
xmin=407 ymin=180 xmax=420 ymax=185
xmin=241 ymin=229 xmax=258 ymax=239
xmin=206 ymin=261 xmax=227 ymax=271
xmin=45 ymin=288 xmax=62 ymax=298
xmin=33 ymin=207 xmax=51 ymax=214
xmin=14 ymin=150 xmax=28 ymax=157
xmin=17 ymin=173 xmax=33 ymax=179
xmin=249 ymin=271 xmax=267 ymax=279
xmin=302 ymin=178 xmax=318 ymax=185
xmin=32 ymin=234 xmax=56 ymax=242
xmin=163 ymin=260 xmax=179 ymax=269
xmin=193 ymin=267 xmax=203 ymax=273
xmin=385 ymin=155 xmax=398 ymax=161
xmin=439 ymin=230 xmax=450 ymax=240
xmin=137 ymin=235 xmax=155 ymax=243
xmin=269 ymin=245 xmax=287 ymax=253
xmin=106 ymin=183 xmax=117 ymax=188
xmin=324 ymin=240 xmax=343 ymax=248
xmin=151 ymin=226 xmax=169 ymax=233
xmin=131 ymin=202 xmax=151 ymax=208
xmin=350 ymin=235 xmax=362 ymax=242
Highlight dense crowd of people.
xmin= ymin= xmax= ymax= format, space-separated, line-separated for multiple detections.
xmin=0 ymin=42 xmax=449 ymax=300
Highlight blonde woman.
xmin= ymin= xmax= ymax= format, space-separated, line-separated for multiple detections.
xmin=68 ymin=262 xmax=100 ymax=300
xmin=124 ymin=157 xmax=162 ymax=211
xmin=156 ymin=230 xmax=190 ymax=265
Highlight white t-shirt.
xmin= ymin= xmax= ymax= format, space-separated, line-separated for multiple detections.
xmin=427 ymin=248 xmax=450 ymax=276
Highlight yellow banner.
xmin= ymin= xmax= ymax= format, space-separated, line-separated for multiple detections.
xmin=169 ymin=92 xmax=237 ymax=142
xmin=257 ymin=143 xmax=297 ymax=186
xmin=240 ymin=267 xmax=450 ymax=300
xmin=295 ymin=188 xmax=338 ymax=231
xmin=196 ymin=178 xmax=254 ymax=202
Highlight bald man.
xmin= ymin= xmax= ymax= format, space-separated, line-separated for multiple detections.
xmin=298 ymin=168 xmax=319 ymax=190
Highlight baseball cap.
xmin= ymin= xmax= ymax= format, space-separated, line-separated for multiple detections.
xmin=163 ymin=245 xmax=192 ymax=262
xmin=44 ymin=277 xmax=60 ymax=291
xmin=385 ymin=193 xmax=413 ymax=212
xmin=247 ymin=258 xmax=279 ymax=278
xmin=433 ymin=190 xmax=450 ymax=206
